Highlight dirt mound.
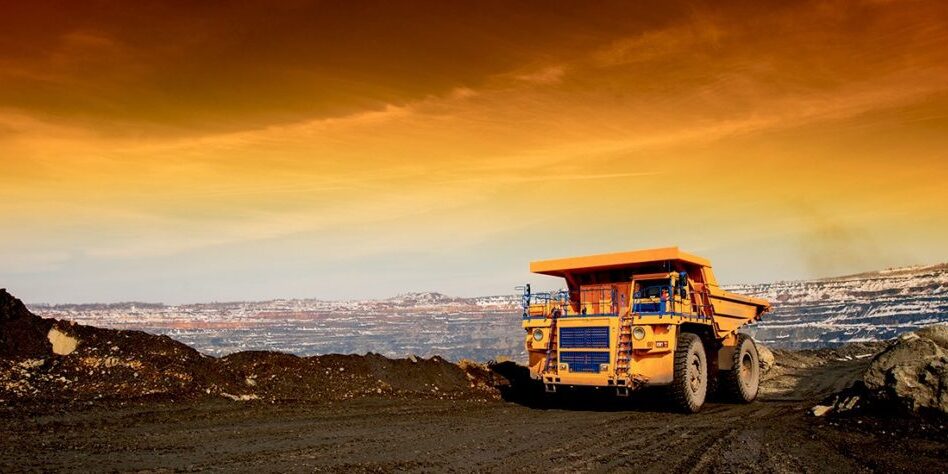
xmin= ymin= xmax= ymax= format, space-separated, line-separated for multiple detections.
xmin=0 ymin=289 xmax=53 ymax=358
xmin=806 ymin=325 xmax=948 ymax=420
xmin=1 ymin=319 xmax=216 ymax=402
xmin=862 ymin=324 xmax=948 ymax=416
xmin=0 ymin=289 xmax=498 ymax=404
xmin=213 ymin=351 xmax=498 ymax=401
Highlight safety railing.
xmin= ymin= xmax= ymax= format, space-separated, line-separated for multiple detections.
xmin=521 ymin=284 xmax=712 ymax=319
xmin=519 ymin=285 xmax=571 ymax=320
xmin=518 ymin=285 xmax=626 ymax=319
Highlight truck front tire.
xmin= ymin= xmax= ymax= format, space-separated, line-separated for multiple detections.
xmin=720 ymin=334 xmax=760 ymax=403
xmin=671 ymin=332 xmax=707 ymax=413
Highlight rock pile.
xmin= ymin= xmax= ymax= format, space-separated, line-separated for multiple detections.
xmin=863 ymin=325 xmax=947 ymax=416
xmin=810 ymin=384 xmax=866 ymax=417
xmin=810 ymin=324 xmax=947 ymax=418
xmin=0 ymin=289 xmax=500 ymax=404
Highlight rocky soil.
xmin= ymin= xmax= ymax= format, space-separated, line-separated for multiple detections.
xmin=803 ymin=325 xmax=948 ymax=420
xmin=863 ymin=325 xmax=948 ymax=415
xmin=1 ymin=288 xmax=946 ymax=472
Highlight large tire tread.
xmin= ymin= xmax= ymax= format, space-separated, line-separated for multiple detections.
xmin=670 ymin=332 xmax=707 ymax=413
xmin=720 ymin=334 xmax=760 ymax=403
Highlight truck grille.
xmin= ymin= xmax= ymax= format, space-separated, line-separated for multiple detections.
xmin=560 ymin=351 xmax=610 ymax=373
xmin=559 ymin=326 xmax=610 ymax=349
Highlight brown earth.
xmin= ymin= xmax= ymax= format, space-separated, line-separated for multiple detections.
xmin=1 ymin=289 xmax=946 ymax=472
xmin=1 ymin=360 xmax=945 ymax=473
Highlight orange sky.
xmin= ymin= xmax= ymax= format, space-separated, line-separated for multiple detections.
xmin=2 ymin=0 xmax=947 ymax=303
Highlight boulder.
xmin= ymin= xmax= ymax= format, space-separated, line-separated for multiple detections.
xmin=48 ymin=327 xmax=79 ymax=355
xmin=755 ymin=342 xmax=775 ymax=373
xmin=863 ymin=324 xmax=948 ymax=416
xmin=916 ymin=325 xmax=948 ymax=350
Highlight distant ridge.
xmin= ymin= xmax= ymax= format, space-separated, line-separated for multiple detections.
xmin=731 ymin=264 xmax=948 ymax=349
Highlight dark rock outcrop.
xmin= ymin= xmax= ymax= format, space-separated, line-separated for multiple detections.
xmin=0 ymin=289 xmax=53 ymax=358
xmin=862 ymin=325 xmax=947 ymax=416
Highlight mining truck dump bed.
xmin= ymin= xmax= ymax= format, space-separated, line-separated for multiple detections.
xmin=520 ymin=246 xmax=770 ymax=412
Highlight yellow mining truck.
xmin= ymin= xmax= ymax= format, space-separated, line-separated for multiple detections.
xmin=520 ymin=247 xmax=770 ymax=412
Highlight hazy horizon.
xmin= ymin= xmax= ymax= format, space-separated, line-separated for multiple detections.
xmin=12 ymin=260 xmax=945 ymax=306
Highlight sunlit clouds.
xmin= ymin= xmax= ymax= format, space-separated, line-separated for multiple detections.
xmin=2 ymin=1 xmax=947 ymax=302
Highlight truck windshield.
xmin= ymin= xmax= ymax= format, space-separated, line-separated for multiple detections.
xmin=636 ymin=280 xmax=671 ymax=298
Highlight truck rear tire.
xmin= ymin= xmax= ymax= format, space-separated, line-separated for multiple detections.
xmin=720 ymin=334 xmax=760 ymax=403
xmin=671 ymin=332 xmax=707 ymax=413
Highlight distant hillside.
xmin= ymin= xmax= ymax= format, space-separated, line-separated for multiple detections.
xmin=732 ymin=264 xmax=948 ymax=349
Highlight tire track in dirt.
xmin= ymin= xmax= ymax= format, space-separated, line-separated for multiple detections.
xmin=561 ymin=422 xmax=681 ymax=470
xmin=3 ymin=396 xmax=945 ymax=473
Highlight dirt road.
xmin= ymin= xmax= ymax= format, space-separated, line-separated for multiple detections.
xmin=2 ymin=356 xmax=945 ymax=473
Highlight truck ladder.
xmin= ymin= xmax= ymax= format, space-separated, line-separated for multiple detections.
xmin=542 ymin=311 xmax=560 ymax=382
xmin=614 ymin=313 xmax=633 ymax=394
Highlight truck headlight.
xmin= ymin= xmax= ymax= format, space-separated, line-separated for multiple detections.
xmin=532 ymin=328 xmax=544 ymax=341
xmin=632 ymin=326 xmax=647 ymax=340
